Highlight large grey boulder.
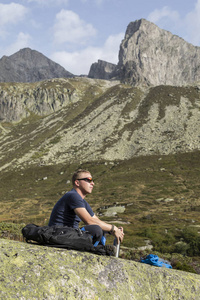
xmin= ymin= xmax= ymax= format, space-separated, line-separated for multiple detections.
xmin=1 ymin=238 xmax=200 ymax=299
xmin=115 ymin=19 xmax=200 ymax=86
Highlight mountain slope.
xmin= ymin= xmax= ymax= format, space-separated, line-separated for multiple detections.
xmin=0 ymin=78 xmax=200 ymax=172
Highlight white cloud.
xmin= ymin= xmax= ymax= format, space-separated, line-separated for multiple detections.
xmin=93 ymin=0 xmax=104 ymax=5
xmin=100 ymin=33 xmax=123 ymax=63
xmin=185 ymin=0 xmax=200 ymax=45
xmin=30 ymin=19 xmax=41 ymax=29
xmin=51 ymin=48 xmax=99 ymax=75
xmin=148 ymin=6 xmax=180 ymax=25
xmin=53 ymin=10 xmax=97 ymax=45
xmin=50 ymin=32 xmax=123 ymax=75
xmin=27 ymin=0 xmax=69 ymax=5
xmin=2 ymin=32 xmax=32 ymax=57
xmin=80 ymin=0 xmax=106 ymax=5
xmin=0 ymin=3 xmax=28 ymax=27
xmin=147 ymin=1 xmax=200 ymax=46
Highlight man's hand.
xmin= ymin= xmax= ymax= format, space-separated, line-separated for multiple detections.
xmin=74 ymin=208 xmax=125 ymax=243
xmin=113 ymin=226 xmax=124 ymax=244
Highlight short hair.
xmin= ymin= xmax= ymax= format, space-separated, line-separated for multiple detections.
xmin=72 ymin=169 xmax=91 ymax=186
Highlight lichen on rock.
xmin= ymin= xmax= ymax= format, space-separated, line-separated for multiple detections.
xmin=1 ymin=238 xmax=200 ymax=299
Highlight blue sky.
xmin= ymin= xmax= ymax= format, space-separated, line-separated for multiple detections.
xmin=0 ymin=0 xmax=200 ymax=75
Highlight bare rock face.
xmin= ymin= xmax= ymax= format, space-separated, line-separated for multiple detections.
xmin=115 ymin=19 xmax=200 ymax=86
xmin=1 ymin=238 xmax=200 ymax=299
xmin=0 ymin=78 xmax=77 ymax=122
xmin=0 ymin=77 xmax=118 ymax=123
xmin=0 ymin=48 xmax=73 ymax=83
xmin=88 ymin=59 xmax=117 ymax=79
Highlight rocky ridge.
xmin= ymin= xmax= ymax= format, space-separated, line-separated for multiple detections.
xmin=1 ymin=238 xmax=200 ymax=300
xmin=0 ymin=77 xmax=200 ymax=172
xmin=1 ymin=20 xmax=200 ymax=87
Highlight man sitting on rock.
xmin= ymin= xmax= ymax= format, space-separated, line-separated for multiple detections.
xmin=48 ymin=169 xmax=124 ymax=254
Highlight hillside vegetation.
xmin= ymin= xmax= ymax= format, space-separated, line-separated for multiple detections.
xmin=0 ymin=77 xmax=200 ymax=273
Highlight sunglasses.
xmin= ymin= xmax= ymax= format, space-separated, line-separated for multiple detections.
xmin=77 ymin=177 xmax=93 ymax=183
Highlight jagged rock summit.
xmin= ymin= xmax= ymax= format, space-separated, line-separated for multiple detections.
xmin=88 ymin=59 xmax=117 ymax=79
xmin=0 ymin=48 xmax=74 ymax=83
xmin=114 ymin=19 xmax=200 ymax=86
xmin=1 ymin=238 xmax=200 ymax=299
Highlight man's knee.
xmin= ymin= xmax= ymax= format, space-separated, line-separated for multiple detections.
xmin=81 ymin=225 xmax=106 ymax=246
xmin=93 ymin=225 xmax=103 ymax=238
xmin=82 ymin=224 xmax=103 ymax=240
xmin=90 ymin=225 xmax=106 ymax=246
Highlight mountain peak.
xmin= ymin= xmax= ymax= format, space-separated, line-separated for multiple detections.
xmin=0 ymin=48 xmax=73 ymax=83
xmin=115 ymin=18 xmax=200 ymax=86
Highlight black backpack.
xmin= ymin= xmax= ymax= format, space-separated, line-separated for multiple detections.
xmin=22 ymin=224 xmax=108 ymax=255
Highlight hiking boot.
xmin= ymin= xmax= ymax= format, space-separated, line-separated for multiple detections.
xmin=105 ymin=245 xmax=117 ymax=256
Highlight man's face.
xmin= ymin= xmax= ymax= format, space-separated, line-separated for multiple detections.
xmin=76 ymin=172 xmax=94 ymax=195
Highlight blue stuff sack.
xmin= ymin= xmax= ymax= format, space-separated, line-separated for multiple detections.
xmin=140 ymin=254 xmax=172 ymax=268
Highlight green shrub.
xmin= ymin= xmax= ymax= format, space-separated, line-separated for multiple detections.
xmin=141 ymin=227 xmax=154 ymax=239
xmin=182 ymin=227 xmax=199 ymax=242
xmin=181 ymin=227 xmax=200 ymax=256
xmin=174 ymin=241 xmax=190 ymax=256
xmin=0 ymin=222 xmax=25 ymax=241
xmin=151 ymin=232 xmax=176 ymax=253
xmin=175 ymin=262 xmax=197 ymax=274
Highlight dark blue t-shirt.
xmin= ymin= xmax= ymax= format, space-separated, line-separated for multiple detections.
xmin=48 ymin=188 xmax=94 ymax=228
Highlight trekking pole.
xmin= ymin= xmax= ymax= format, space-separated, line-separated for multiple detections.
xmin=115 ymin=240 xmax=120 ymax=258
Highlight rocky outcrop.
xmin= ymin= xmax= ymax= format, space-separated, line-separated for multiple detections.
xmin=1 ymin=238 xmax=200 ymax=299
xmin=0 ymin=77 xmax=119 ymax=123
xmin=114 ymin=19 xmax=200 ymax=86
xmin=0 ymin=78 xmax=79 ymax=122
xmin=88 ymin=59 xmax=117 ymax=79
xmin=0 ymin=48 xmax=73 ymax=83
